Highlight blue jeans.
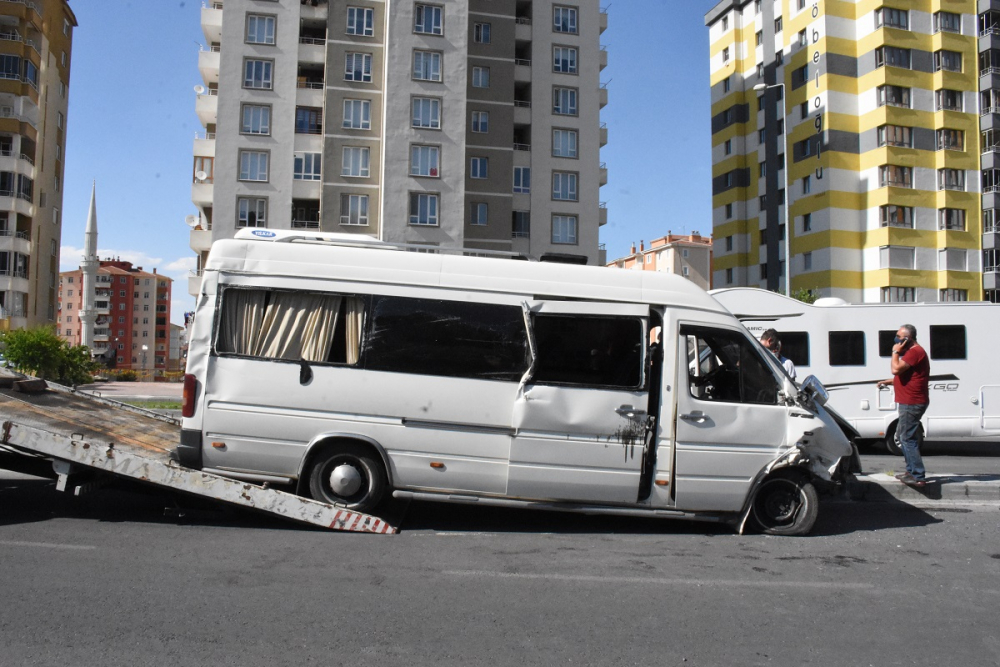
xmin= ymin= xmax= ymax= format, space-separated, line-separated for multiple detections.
xmin=897 ymin=403 xmax=928 ymax=480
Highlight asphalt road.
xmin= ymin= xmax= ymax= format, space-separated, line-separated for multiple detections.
xmin=1 ymin=471 xmax=998 ymax=667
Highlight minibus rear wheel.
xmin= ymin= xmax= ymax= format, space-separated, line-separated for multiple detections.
xmin=751 ymin=472 xmax=818 ymax=536
xmin=308 ymin=443 xmax=386 ymax=512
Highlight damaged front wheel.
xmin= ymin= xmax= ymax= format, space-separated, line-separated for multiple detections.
xmin=751 ymin=474 xmax=818 ymax=536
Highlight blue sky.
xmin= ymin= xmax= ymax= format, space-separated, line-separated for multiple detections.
xmin=60 ymin=1 xmax=714 ymax=324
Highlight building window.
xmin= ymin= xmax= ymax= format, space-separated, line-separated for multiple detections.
xmin=472 ymin=110 xmax=489 ymax=133
xmin=938 ymin=208 xmax=966 ymax=230
xmin=553 ymin=6 xmax=578 ymax=34
xmin=803 ymin=212 xmax=812 ymax=231
xmin=935 ymin=89 xmax=963 ymax=111
xmin=724 ymin=139 xmax=732 ymax=155
xmin=410 ymin=145 xmax=440 ymax=177
xmin=875 ymin=7 xmax=908 ymax=30
xmin=553 ymin=129 xmax=578 ymax=158
xmin=240 ymin=104 xmax=271 ymax=135
xmin=723 ymin=77 xmax=730 ymax=93
xmin=725 ymin=267 xmax=734 ymax=284
xmin=237 ymin=197 xmax=267 ymax=228
xmin=552 ymin=171 xmax=578 ymax=201
xmin=414 ymin=4 xmax=443 ymax=35
xmin=936 ymin=128 xmax=964 ymax=151
xmin=880 ymin=245 xmax=915 ymax=270
xmin=513 ymin=166 xmax=530 ymax=194
xmin=802 ymin=175 xmax=811 ymax=194
xmin=877 ymin=85 xmax=910 ymax=108
xmin=759 ymin=162 xmax=766 ymax=177
xmin=412 ymin=97 xmax=441 ymax=129
xmin=934 ymin=50 xmax=962 ymax=73
xmin=755 ymin=30 xmax=762 ymax=46
xmin=554 ymin=46 xmax=578 ymax=74
xmin=878 ymin=165 xmax=912 ymax=188
xmin=803 ymin=252 xmax=812 ymax=271
xmin=774 ymin=16 xmax=782 ymax=32
xmin=340 ymin=194 xmax=369 ymax=226
xmin=343 ymin=99 xmax=372 ymax=130
xmin=342 ymin=147 xmax=370 ymax=177
xmin=725 ymin=203 xmax=733 ymax=219
xmin=413 ymin=50 xmax=443 ymax=81
xmin=798 ymin=29 xmax=807 ymax=46
xmin=471 ymin=202 xmax=488 ymax=226
xmin=293 ymin=153 xmax=322 ymax=181
xmin=934 ymin=11 xmax=961 ymax=34
xmin=243 ymin=59 xmax=273 ymax=89
xmin=881 ymin=287 xmax=915 ymax=303
xmin=775 ymin=50 xmax=784 ymax=65
xmin=474 ymin=22 xmax=491 ymax=43
xmin=345 ymin=53 xmax=373 ymax=82
xmin=880 ymin=204 xmax=913 ymax=228
xmin=472 ymin=66 xmax=490 ymax=88
xmin=346 ymin=6 xmax=374 ymax=36
xmin=246 ymin=14 xmax=276 ymax=45
xmin=470 ymin=157 xmax=488 ymax=179
xmin=553 ymin=87 xmax=578 ymax=115
xmin=877 ymin=124 xmax=912 ymax=148
xmin=725 ymin=236 xmax=733 ymax=252
xmin=940 ymin=289 xmax=967 ymax=302
xmin=513 ymin=211 xmax=530 ymax=238
xmin=875 ymin=46 xmax=910 ymax=69
xmin=758 ymin=128 xmax=766 ymax=143
xmin=295 ymin=107 xmax=322 ymax=134
xmin=722 ymin=16 xmax=729 ymax=31
xmin=757 ymin=63 xmax=765 ymax=78
xmin=552 ymin=215 xmax=578 ymax=244
xmin=409 ymin=193 xmax=439 ymax=226
xmin=238 ymin=150 xmax=269 ymax=182
xmin=938 ymin=168 xmax=965 ymax=191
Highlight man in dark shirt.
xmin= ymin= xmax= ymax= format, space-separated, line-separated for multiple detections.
xmin=877 ymin=324 xmax=930 ymax=487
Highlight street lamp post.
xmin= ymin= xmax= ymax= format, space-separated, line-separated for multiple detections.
xmin=141 ymin=344 xmax=148 ymax=379
xmin=754 ymin=82 xmax=791 ymax=297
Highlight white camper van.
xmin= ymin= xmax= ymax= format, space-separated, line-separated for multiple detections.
xmin=179 ymin=231 xmax=853 ymax=535
xmin=712 ymin=288 xmax=1000 ymax=453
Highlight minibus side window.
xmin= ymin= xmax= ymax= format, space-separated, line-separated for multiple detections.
xmin=682 ymin=326 xmax=778 ymax=405
xmin=532 ymin=315 xmax=644 ymax=389
xmin=215 ymin=288 xmax=364 ymax=363
xmin=829 ymin=331 xmax=865 ymax=366
xmin=779 ymin=331 xmax=809 ymax=367
xmin=929 ymin=325 xmax=966 ymax=359
xmin=363 ymin=296 xmax=528 ymax=381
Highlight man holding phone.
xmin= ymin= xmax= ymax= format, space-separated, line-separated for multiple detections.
xmin=877 ymin=324 xmax=930 ymax=487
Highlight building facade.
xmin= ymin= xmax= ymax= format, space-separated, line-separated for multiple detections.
xmin=0 ymin=0 xmax=75 ymax=328
xmin=606 ymin=232 xmax=713 ymax=291
xmin=190 ymin=0 xmax=609 ymax=295
xmin=58 ymin=261 xmax=173 ymax=371
xmin=707 ymin=0 xmax=984 ymax=303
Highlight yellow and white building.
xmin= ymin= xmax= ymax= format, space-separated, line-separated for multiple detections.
xmin=706 ymin=0 xmax=983 ymax=303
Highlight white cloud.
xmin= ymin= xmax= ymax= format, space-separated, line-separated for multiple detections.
xmin=60 ymin=245 xmax=164 ymax=273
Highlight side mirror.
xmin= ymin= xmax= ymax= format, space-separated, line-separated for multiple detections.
xmin=799 ymin=375 xmax=829 ymax=407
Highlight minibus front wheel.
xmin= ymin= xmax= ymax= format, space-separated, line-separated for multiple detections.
xmin=308 ymin=443 xmax=387 ymax=512
xmin=750 ymin=471 xmax=819 ymax=536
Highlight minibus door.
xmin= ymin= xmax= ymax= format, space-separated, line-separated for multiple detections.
xmin=508 ymin=302 xmax=650 ymax=505
xmin=981 ymin=385 xmax=1000 ymax=432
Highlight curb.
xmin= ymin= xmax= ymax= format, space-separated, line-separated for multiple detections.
xmin=847 ymin=473 xmax=1000 ymax=503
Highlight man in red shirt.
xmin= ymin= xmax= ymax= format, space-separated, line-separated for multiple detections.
xmin=878 ymin=324 xmax=930 ymax=487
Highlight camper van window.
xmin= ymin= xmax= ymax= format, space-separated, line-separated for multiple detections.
xmin=878 ymin=330 xmax=896 ymax=357
xmin=216 ymin=288 xmax=364 ymax=364
xmin=929 ymin=325 xmax=966 ymax=360
xmin=683 ymin=326 xmax=779 ymax=405
xmin=829 ymin=331 xmax=865 ymax=366
xmin=363 ymin=296 xmax=528 ymax=381
xmin=532 ymin=315 xmax=644 ymax=389
xmin=779 ymin=332 xmax=810 ymax=367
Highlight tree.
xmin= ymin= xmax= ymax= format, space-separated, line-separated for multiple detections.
xmin=0 ymin=326 xmax=97 ymax=385
xmin=790 ymin=288 xmax=818 ymax=305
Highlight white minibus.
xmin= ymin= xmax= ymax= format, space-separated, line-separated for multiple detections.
xmin=712 ymin=288 xmax=1000 ymax=453
xmin=178 ymin=231 xmax=853 ymax=535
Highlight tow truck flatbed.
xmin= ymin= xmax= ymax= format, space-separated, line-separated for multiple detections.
xmin=0 ymin=378 xmax=397 ymax=534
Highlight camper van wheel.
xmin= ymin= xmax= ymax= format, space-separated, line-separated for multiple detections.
xmin=308 ymin=444 xmax=386 ymax=512
xmin=751 ymin=472 xmax=818 ymax=536
xmin=883 ymin=422 xmax=922 ymax=456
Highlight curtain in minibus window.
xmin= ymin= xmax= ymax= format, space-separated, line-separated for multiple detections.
xmin=218 ymin=289 xmax=363 ymax=363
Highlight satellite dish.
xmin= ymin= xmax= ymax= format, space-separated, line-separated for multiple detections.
xmin=193 ymin=85 xmax=206 ymax=95
xmin=185 ymin=215 xmax=199 ymax=227
xmin=195 ymin=171 xmax=208 ymax=182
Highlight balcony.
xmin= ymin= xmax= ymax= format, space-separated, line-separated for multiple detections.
xmin=515 ymin=59 xmax=531 ymax=83
xmin=195 ymin=90 xmax=218 ymax=127
xmin=599 ymin=83 xmax=609 ymax=108
xmin=0 ymin=229 xmax=30 ymax=255
xmin=193 ymin=131 xmax=215 ymax=158
xmin=600 ymin=46 xmax=608 ymax=71
xmin=600 ymin=122 xmax=608 ymax=147
xmin=599 ymin=201 xmax=608 ymax=226
xmin=190 ymin=227 xmax=212 ymax=252
xmin=299 ymin=0 xmax=329 ymax=20
xmin=985 ymin=270 xmax=999 ymax=291
xmin=198 ymin=47 xmax=220 ymax=85
xmin=192 ymin=180 xmax=213 ymax=206
xmin=201 ymin=3 xmax=222 ymax=44
xmin=599 ymin=162 xmax=608 ymax=186
xmin=188 ymin=269 xmax=203 ymax=297
xmin=600 ymin=7 xmax=609 ymax=34
xmin=515 ymin=17 xmax=531 ymax=41
xmin=298 ymin=39 xmax=325 ymax=65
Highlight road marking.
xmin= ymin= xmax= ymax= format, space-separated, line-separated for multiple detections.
xmin=444 ymin=570 xmax=872 ymax=591
xmin=0 ymin=540 xmax=96 ymax=551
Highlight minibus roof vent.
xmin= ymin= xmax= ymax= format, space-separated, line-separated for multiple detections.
xmin=814 ymin=297 xmax=849 ymax=307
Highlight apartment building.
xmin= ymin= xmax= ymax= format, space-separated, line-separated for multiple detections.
xmin=981 ymin=4 xmax=1000 ymax=301
xmin=190 ymin=0 xmax=609 ymax=295
xmin=606 ymin=232 xmax=713 ymax=291
xmin=0 ymin=0 xmax=75 ymax=327
xmin=58 ymin=261 xmax=173 ymax=371
xmin=707 ymin=0 xmax=983 ymax=303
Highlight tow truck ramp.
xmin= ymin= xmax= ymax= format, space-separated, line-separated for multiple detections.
xmin=0 ymin=381 xmax=397 ymax=534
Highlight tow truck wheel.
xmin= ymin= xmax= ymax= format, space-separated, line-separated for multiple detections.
xmin=308 ymin=444 xmax=386 ymax=512
xmin=751 ymin=473 xmax=818 ymax=536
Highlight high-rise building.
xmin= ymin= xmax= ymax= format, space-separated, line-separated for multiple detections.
xmin=58 ymin=261 xmax=173 ymax=372
xmin=0 ymin=0 xmax=76 ymax=328
xmin=189 ymin=0 xmax=609 ymax=295
xmin=707 ymin=0 xmax=984 ymax=303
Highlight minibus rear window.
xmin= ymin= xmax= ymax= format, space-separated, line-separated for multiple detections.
xmin=364 ymin=296 xmax=529 ymax=381
xmin=532 ymin=315 xmax=644 ymax=389
xmin=829 ymin=331 xmax=865 ymax=366
xmin=780 ymin=332 xmax=809 ymax=367
xmin=929 ymin=325 xmax=966 ymax=360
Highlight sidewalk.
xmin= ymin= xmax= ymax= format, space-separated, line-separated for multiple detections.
xmin=847 ymin=472 xmax=1000 ymax=503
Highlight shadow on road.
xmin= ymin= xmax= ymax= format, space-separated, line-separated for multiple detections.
xmin=810 ymin=498 xmax=944 ymax=537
